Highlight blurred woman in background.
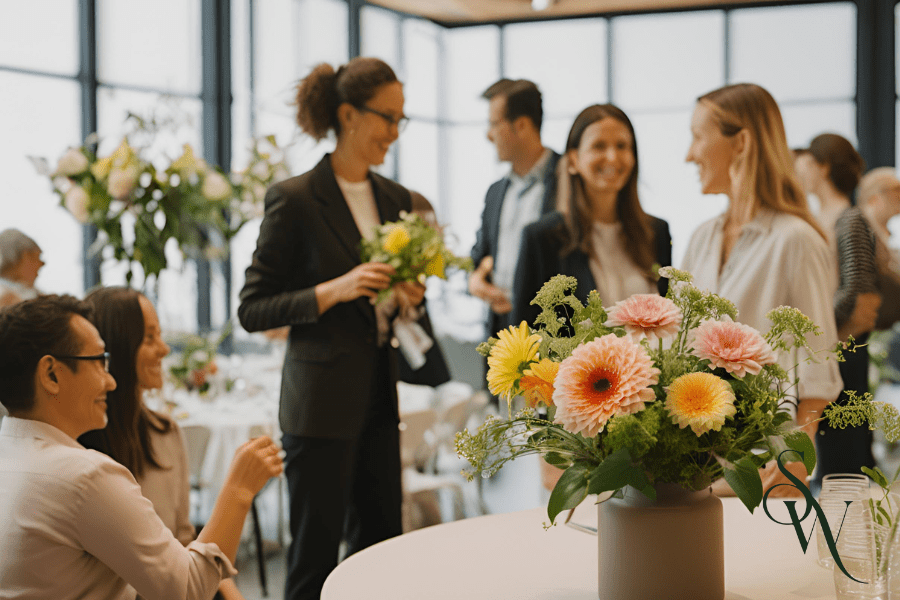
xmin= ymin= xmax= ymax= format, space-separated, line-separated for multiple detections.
xmin=794 ymin=133 xmax=879 ymax=486
xmin=0 ymin=228 xmax=43 ymax=308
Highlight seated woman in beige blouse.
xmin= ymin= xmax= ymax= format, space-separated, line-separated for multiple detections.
xmin=512 ymin=104 xmax=672 ymax=327
xmin=681 ymin=83 xmax=842 ymax=495
xmin=78 ymin=287 xmax=246 ymax=600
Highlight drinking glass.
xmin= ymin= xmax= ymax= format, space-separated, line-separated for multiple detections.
xmin=819 ymin=474 xmax=871 ymax=569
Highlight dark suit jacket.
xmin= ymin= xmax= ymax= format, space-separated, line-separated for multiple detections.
xmin=470 ymin=151 xmax=561 ymax=337
xmin=238 ymin=154 xmax=412 ymax=440
xmin=511 ymin=211 xmax=673 ymax=326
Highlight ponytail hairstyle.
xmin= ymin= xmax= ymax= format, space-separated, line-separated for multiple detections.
xmin=805 ymin=133 xmax=865 ymax=200
xmin=698 ymin=83 xmax=827 ymax=240
xmin=559 ymin=104 xmax=656 ymax=276
xmin=78 ymin=287 xmax=172 ymax=479
xmin=294 ymin=57 xmax=399 ymax=141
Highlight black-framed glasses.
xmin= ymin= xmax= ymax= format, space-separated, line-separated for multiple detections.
xmin=52 ymin=352 xmax=110 ymax=372
xmin=355 ymin=105 xmax=409 ymax=132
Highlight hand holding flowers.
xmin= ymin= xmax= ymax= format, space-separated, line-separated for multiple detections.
xmin=359 ymin=211 xmax=472 ymax=303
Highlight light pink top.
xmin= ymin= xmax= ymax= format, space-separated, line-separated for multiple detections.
xmin=0 ymin=417 xmax=235 ymax=600
xmin=681 ymin=208 xmax=842 ymax=403
xmin=137 ymin=418 xmax=195 ymax=546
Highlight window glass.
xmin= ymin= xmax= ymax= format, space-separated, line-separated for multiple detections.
xmin=729 ymin=3 xmax=855 ymax=102
xmin=97 ymin=0 xmax=201 ymax=94
xmin=612 ymin=12 xmax=724 ymax=112
xmin=362 ymin=5 xmax=400 ymax=69
xmin=402 ymin=19 xmax=440 ymax=119
xmin=503 ymin=19 xmax=608 ymax=118
xmin=398 ymin=121 xmax=439 ymax=211
xmin=0 ymin=0 xmax=78 ymax=75
xmin=780 ymin=101 xmax=857 ymax=150
xmin=0 ymin=71 xmax=83 ymax=296
xmin=445 ymin=26 xmax=500 ymax=123
xmin=231 ymin=0 xmax=252 ymax=168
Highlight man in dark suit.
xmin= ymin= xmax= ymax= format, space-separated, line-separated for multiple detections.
xmin=469 ymin=79 xmax=560 ymax=340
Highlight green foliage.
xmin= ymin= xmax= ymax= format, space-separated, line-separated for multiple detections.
xmin=823 ymin=391 xmax=900 ymax=443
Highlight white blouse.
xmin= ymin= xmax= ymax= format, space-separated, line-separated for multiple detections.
xmin=588 ymin=221 xmax=656 ymax=307
xmin=138 ymin=419 xmax=196 ymax=546
xmin=0 ymin=417 xmax=235 ymax=600
xmin=681 ymin=208 xmax=842 ymax=403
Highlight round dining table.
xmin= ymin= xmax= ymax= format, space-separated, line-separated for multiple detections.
xmin=321 ymin=496 xmax=837 ymax=600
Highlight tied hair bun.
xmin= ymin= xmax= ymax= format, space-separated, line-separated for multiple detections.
xmin=295 ymin=63 xmax=341 ymax=141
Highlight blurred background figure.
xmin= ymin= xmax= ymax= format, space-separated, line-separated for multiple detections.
xmin=0 ymin=228 xmax=44 ymax=308
xmin=858 ymin=167 xmax=900 ymax=333
xmin=512 ymin=103 xmax=671 ymax=326
xmin=78 ymin=286 xmax=245 ymax=600
xmin=794 ymin=133 xmax=879 ymax=488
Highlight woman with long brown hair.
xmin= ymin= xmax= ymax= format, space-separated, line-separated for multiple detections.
xmin=78 ymin=287 xmax=246 ymax=599
xmin=512 ymin=103 xmax=671 ymax=325
xmin=681 ymin=83 xmax=842 ymax=494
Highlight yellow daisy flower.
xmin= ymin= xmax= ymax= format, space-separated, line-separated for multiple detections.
xmin=520 ymin=358 xmax=560 ymax=408
xmin=487 ymin=321 xmax=541 ymax=403
xmin=664 ymin=372 xmax=737 ymax=436
xmin=382 ymin=225 xmax=411 ymax=254
xmin=424 ymin=252 xmax=445 ymax=278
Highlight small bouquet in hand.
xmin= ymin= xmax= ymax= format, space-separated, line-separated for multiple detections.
xmin=359 ymin=211 xmax=473 ymax=303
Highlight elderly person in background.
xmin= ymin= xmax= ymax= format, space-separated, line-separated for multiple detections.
xmin=858 ymin=167 xmax=900 ymax=332
xmin=0 ymin=228 xmax=44 ymax=308
xmin=0 ymin=294 xmax=282 ymax=600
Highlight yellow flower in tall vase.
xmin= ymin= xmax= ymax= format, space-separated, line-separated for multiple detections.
xmin=520 ymin=358 xmax=559 ymax=408
xmin=665 ymin=372 xmax=737 ymax=436
xmin=486 ymin=322 xmax=541 ymax=403
xmin=382 ymin=224 xmax=411 ymax=254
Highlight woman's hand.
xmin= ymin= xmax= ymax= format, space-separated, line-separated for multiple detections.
xmin=315 ymin=262 xmax=395 ymax=314
xmin=223 ymin=436 xmax=283 ymax=505
xmin=394 ymin=280 xmax=426 ymax=312
xmin=468 ymin=256 xmax=512 ymax=314
xmin=838 ymin=292 xmax=882 ymax=340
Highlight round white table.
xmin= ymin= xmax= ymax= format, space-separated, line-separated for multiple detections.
xmin=321 ymin=497 xmax=836 ymax=600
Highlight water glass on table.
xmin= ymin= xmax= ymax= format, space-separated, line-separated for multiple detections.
xmin=819 ymin=474 xmax=871 ymax=569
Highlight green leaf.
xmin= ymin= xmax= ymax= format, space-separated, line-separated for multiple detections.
xmin=783 ymin=431 xmax=816 ymax=476
xmin=723 ymin=456 xmax=764 ymax=513
xmin=862 ymin=466 xmax=889 ymax=491
xmin=542 ymin=452 xmax=570 ymax=467
xmin=547 ymin=464 xmax=591 ymax=524
xmin=584 ymin=448 xmax=656 ymax=500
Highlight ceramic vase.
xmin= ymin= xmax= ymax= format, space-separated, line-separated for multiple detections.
xmin=597 ymin=483 xmax=724 ymax=600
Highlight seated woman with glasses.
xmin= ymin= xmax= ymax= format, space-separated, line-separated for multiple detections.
xmin=0 ymin=294 xmax=282 ymax=600
xmin=77 ymin=287 xmax=245 ymax=600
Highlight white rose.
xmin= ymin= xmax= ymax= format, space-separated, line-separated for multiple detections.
xmin=250 ymin=161 xmax=270 ymax=179
xmin=107 ymin=165 xmax=139 ymax=199
xmin=64 ymin=185 xmax=90 ymax=223
xmin=202 ymin=171 xmax=232 ymax=201
xmin=55 ymin=148 xmax=89 ymax=177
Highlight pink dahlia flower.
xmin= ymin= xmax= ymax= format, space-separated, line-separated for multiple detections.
xmin=690 ymin=318 xmax=776 ymax=378
xmin=605 ymin=294 xmax=682 ymax=343
xmin=552 ymin=333 xmax=659 ymax=437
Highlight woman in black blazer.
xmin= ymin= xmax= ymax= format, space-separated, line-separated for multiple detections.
xmin=512 ymin=104 xmax=671 ymax=327
xmin=237 ymin=57 xmax=424 ymax=600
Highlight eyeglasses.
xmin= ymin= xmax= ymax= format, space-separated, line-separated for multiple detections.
xmin=355 ymin=105 xmax=409 ymax=132
xmin=52 ymin=352 xmax=111 ymax=372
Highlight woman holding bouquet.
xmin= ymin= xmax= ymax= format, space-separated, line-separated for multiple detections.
xmin=512 ymin=104 xmax=671 ymax=326
xmin=237 ymin=57 xmax=424 ymax=600
xmin=681 ymin=83 xmax=842 ymax=494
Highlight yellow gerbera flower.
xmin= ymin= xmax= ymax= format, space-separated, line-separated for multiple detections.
xmin=664 ymin=372 xmax=737 ymax=436
xmin=486 ymin=321 xmax=541 ymax=403
xmin=424 ymin=252 xmax=445 ymax=278
xmin=520 ymin=358 xmax=560 ymax=408
xmin=382 ymin=225 xmax=411 ymax=254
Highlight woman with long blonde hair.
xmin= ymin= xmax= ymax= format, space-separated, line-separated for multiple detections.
xmin=681 ymin=83 xmax=842 ymax=494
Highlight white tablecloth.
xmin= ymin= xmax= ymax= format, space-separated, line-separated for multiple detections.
xmin=321 ymin=497 xmax=836 ymax=600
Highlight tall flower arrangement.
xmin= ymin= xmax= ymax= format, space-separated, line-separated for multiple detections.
xmin=32 ymin=120 xmax=290 ymax=285
xmin=457 ymin=268 xmax=890 ymax=522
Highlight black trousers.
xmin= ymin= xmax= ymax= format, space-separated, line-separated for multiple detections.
xmin=281 ymin=353 xmax=402 ymax=600
xmin=813 ymin=337 xmax=876 ymax=486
